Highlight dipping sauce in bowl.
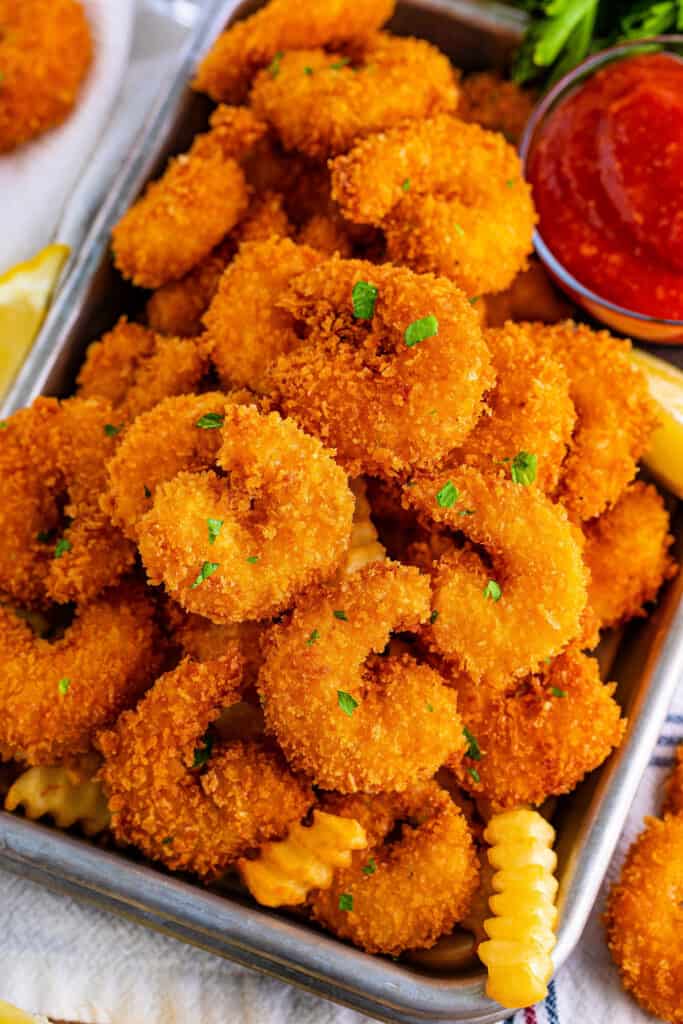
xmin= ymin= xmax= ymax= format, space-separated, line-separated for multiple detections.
xmin=521 ymin=40 xmax=683 ymax=341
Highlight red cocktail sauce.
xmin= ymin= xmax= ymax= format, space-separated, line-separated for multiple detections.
xmin=527 ymin=53 xmax=683 ymax=321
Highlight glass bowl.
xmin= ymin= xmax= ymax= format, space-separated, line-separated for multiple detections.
xmin=519 ymin=36 xmax=683 ymax=344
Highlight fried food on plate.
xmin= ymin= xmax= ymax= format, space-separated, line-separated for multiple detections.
xmin=405 ymin=467 xmax=587 ymax=683
xmin=76 ymin=317 xmax=209 ymax=420
xmin=605 ymin=812 xmax=683 ymax=1024
xmin=457 ymin=71 xmax=536 ymax=145
xmin=331 ymin=115 xmax=535 ymax=295
xmin=0 ymin=0 xmax=93 ymax=153
xmin=584 ymin=483 xmax=676 ymax=630
xmin=194 ymin=0 xmax=396 ymax=103
xmin=309 ymin=783 xmax=479 ymax=954
xmin=259 ymin=561 xmax=465 ymax=793
xmin=250 ymin=34 xmax=458 ymax=160
xmin=269 ymin=257 xmax=494 ymax=476
xmin=448 ymin=649 xmax=625 ymax=809
xmin=137 ymin=405 xmax=354 ymax=623
xmin=98 ymin=655 xmax=312 ymax=879
xmin=0 ymin=582 xmax=161 ymax=766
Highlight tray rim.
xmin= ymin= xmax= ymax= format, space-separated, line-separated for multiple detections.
xmin=1 ymin=1 xmax=682 ymax=1021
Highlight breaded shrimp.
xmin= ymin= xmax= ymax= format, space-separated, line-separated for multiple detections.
xmin=203 ymin=238 xmax=325 ymax=391
xmin=448 ymin=649 xmax=625 ymax=809
xmin=297 ymin=214 xmax=353 ymax=257
xmin=0 ymin=0 xmax=93 ymax=152
xmin=98 ymin=655 xmax=312 ymax=879
xmin=170 ymin=608 xmax=266 ymax=687
xmin=193 ymin=0 xmax=396 ymax=103
xmin=605 ymin=813 xmax=683 ymax=1023
xmin=76 ymin=318 xmax=209 ymax=419
xmin=483 ymin=259 xmax=575 ymax=326
xmin=406 ymin=467 xmax=587 ymax=683
xmin=250 ymin=35 xmax=458 ymax=160
xmin=584 ymin=483 xmax=676 ymax=630
xmin=137 ymin=405 xmax=354 ymax=623
xmin=457 ymin=71 xmax=537 ymax=144
xmin=331 ymin=115 xmax=535 ymax=295
xmin=258 ymin=561 xmax=465 ymax=793
xmin=309 ymin=783 xmax=479 ymax=954
xmin=269 ymin=257 xmax=494 ymax=477
xmin=0 ymin=397 xmax=136 ymax=608
xmin=0 ymin=582 xmax=161 ymax=766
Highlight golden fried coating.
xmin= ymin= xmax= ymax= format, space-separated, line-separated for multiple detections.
xmin=204 ymin=238 xmax=325 ymax=391
xmin=483 ymin=259 xmax=575 ymax=326
xmin=524 ymin=321 xmax=659 ymax=520
xmin=250 ymin=34 xmax=458 ymax=160
xmin=0 ymin=397 xmax=136 ymax=608
xmin=269 ymin=257 xmax=494 ymax=477
xmin=0 ymin=0 xmax=93 ymax=153
xmin=137 ymin=405 xmax=354 ymax=623
xmin=584 ymin=483 xmax=676 ymax=630
xmin=605 ymin=814 xmax=683 ymax=1023
xmin=406 ymin=467 xmax=587 ymax=684
xmin=331 ymin=115 xmax=535 ymax=295
xmin=98 ymin=655 xmax=312 ymax=879
xmin=194 ymin=0 xmax=396 ymax=103
xmin=665 ymin=745 xmax=683 ymax=816
xmin=457 ymin=71 xmax=536 ymax=145
xmin=448 ymin=649 xmax=625 ymax=809
xmin=259 ymin=561 xmax=465 ymax=792
xmin=441 ymin=323 xmax=575 ymax=494
xmin=76 ymin=317 xmax=209 ymax=419
xmin=171 ymin=609 xmax=266 ymax=688
xmin=0 ymin=583 xmax=161 ymax=766
xmin=309 ymin=783 xmax=479 ymax=954
xmin=146 ymin=242 xmax=234 ymax=338
xmin=298 ymin=214 xmax=353 ymax=257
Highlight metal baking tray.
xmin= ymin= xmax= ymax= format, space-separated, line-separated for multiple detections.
xmin=2 ymin=2 xmax=683 ymax=1021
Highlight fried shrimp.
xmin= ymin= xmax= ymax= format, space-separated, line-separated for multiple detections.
xmin=457 ymin=71 xmax=536 ymax=145
xmin=98 ymin=655 xmax=313 ymax=879
xmin=584 ymin=483 xmax=676 ymax=630
xmin=605 ymin=813 xmax=683 ymax=1023
xmin=0 ymin=583 xmax=161 ymax=766
xmin=76 ymin=318 xmax=209 ymax=419
xmin=269 ymin=258 xmax=493 ymax=477
xmin=447 ymin=649 xmax=625 ymax=809
xmin=203 ymin=238 xmax=325 ymax=391
xmin=137 ymin=404 xmax=354 ymax=623
xmin=521 ymin=321 xmax=658 ymax=520
xmin=250 ymin=35 xmax=458 ymax=160
xmin=309 ymin=783 xmax=479 ymax=954
xmin=330 ymin=115 xmax=535 ymax=295
xmin=193 ymin=0 xmax=396 ymax=103
xmin=0 ymin=0 xmax=93 ymax=153
xmin=0 ymin=397 xmax=136 ymax=608
xmin=405 ymin=467 xmax=587 ymax=683
xmin=258 ymin=561 xmax=465 ymax=793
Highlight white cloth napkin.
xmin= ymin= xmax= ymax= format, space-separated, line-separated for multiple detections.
xmin=0 ymin=0 xmax=135 ymax=276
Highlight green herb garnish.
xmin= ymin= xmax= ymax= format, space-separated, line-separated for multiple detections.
xmin=54 ymin=538 xmax=71 ymax=559
xmin=401 ymin=178 xmax=411 ymax=192
xmin=510 ymin=451 xmax=537 ymax=486
xmin=193 ymin=730 xmax=214 ymax=767
xmin=339 ymin=893 xmax=354 ymax=912
xmin=268 ymin=51 xmax=283 ymax=78
xmin=337 ymin=690 xmax=358 ymax=716
xmin=362 ymin=858 xmax=377 ymax=875
xmin=436 ymin=480 xmax=458 ymax=509
xmin=58 ymin=677 xmax=70 ymax=696
xmin=196 ymin=412 xmax=224 ymax=430
xmin=430 ymin=609 xmax=439 ymax=624
xmin=467 ymin=766 xmax=481 ymax=784
xmin=551 ymin=687 xmax=567 ymax=698
xmin=103 ymin=423 xmax=122 ymax=437
xmin=483 ymin=579 xmax=502 ymax=602
xmin=463 ymin=726 xmax=481 ymax=761
xmin=190 ymin=561 xmax=219 ymax=588
xmin=207 ymin=518 xmax=223 ymax=545
xmin=333 ymin=610 xmax=348 ymax=621
xmin=306 ymin=629 xmax=320 ymax=647
xmin=405 ymin=314 xmax=438 ymax=347
xmin=352 ymin=280 xmax=378 ymax=320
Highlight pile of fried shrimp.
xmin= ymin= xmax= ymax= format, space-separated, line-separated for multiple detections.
xmin=1 ymin=0 xmax=679 ymax=993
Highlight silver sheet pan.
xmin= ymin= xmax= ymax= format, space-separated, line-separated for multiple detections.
xmin=2 ymin=3 xmax=682 ymax=1022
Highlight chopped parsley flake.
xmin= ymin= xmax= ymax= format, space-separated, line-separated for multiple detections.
xmin=551 ymin=687 xmax=567 ymax=698
xmin=352 ymin=280 xmax=378 ymax=320
xmin=268 ymin=51 xmax=283 ymax=77
xmin=162 ymin=836 xmax=174 ymax=845
xmin=506 ymin=178 xmax=516 ymax=187
xmin=405 ymin=314 xmax=439 ymax=347
xmin=463 ymin=726 xmax=481 ymax=761
xmin=103 ymin=423 xmax=121 ymax=437
xmin=468 ymin=295 xmax=481 ymax=305
xmin=306 ymin=629 xmax=320 ymax=647
xmin=458 ymin=509 xmax=475 ymax=517
xmin=330 ymin=57 xmax=351 ymax=70
xmin=196 ymin=412 xmax=224 ymax=430
xmin=58 ymin=676 xmax=70 ymax=696
xmin=430 ymin=609 xmax=439 ymax=624
xmin=401 ymin=178 xmax=411 ymax=192
xmin=426 ymin=702 xmax=434 ymax=713
xmin=339 ymin=893 xmax=354 ymax=912
xmin=467 ymin=766 xmax=481 ymax=784
xmin=362 ymin=858 xmax=377 ymax=875
xmin=193 ymin=730 xmax=214 ymax=767
xmin=144 ymin=484 xmax=152 ymax=498
xmin=304 ymin=65 xmax=314 ymax=75
xmin=207 ymin=518 xmax=223 ymax=545
xmin=337 ymin=690 xmax=358 ymax=716
xmin=54 ymin=538 xmax=71 ymax=559
xmin=510 ymin=451 xmax=537 ymax=486
xmin=36 ymin=530 xmax=51 ymax=544
xmin=454 ymin=223 xmax=465 ymax=238
xmin=436 ymin=480 xmax=458 ymax=509
xmin=483 ymin=579 xmax=502 ymax=602
xmin=333 ymin=609 xmax=348 ymax=621
xmin=0 ymin=420 xmax=6 ymax=429
xmin=246 ymin=555 xmax=259 ymax=564
xmin=190 ymin=561 xmax=219 ymax=588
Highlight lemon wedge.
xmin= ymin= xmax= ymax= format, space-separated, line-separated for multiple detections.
xmin=631 ymin=348 xmax=683 ymax=500
xmin=0 ymin=1000 xmax=49 ymax=1024
xmin=0 ymin=243 xmax=69 ymax=401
